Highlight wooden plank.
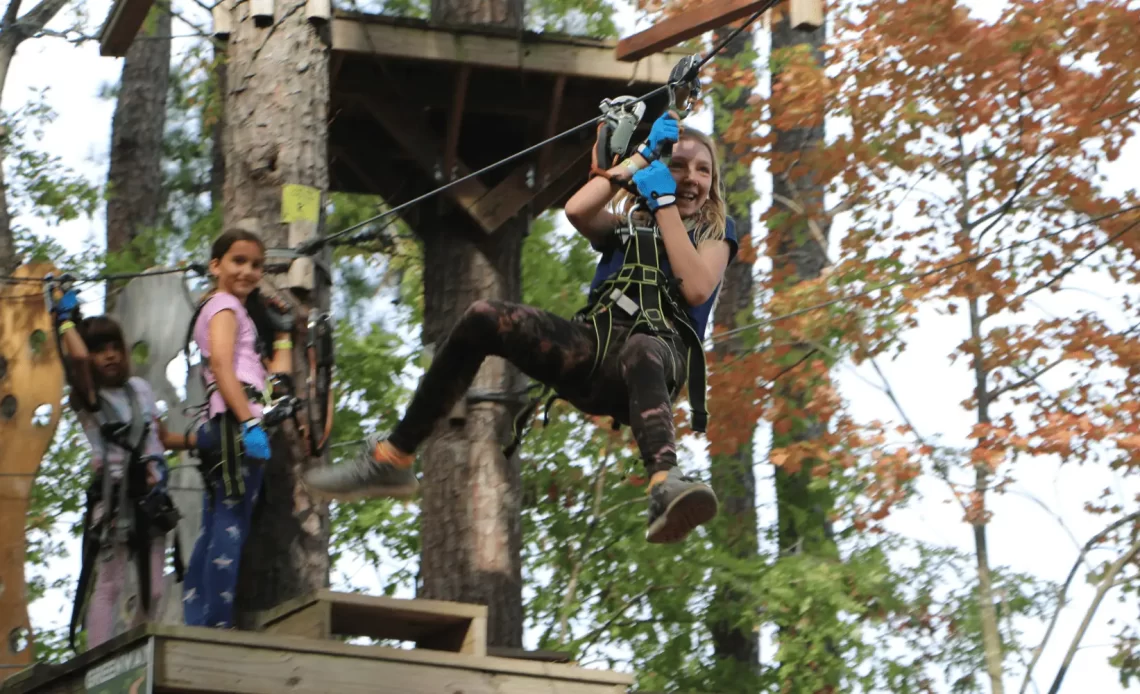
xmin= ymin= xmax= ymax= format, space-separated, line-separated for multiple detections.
xmin=262 ymin=601 xmax=330 ymax=640
xmin=468 ymin=141 xmax=588 ymax=232
xmin=331 ymin=18 xmax=676 ymax=84
xmin=0 ymin=264 xmax=64 ymax=684
xmin=615 ymin=0 xmax=771 ymax=62
xmin=2 ymin=624 xmax=633 ymax=692
xmin=443 ymin=65 xmax=472 ymax=182
xmin=97 ymin=0 xmax=158 ymax=56
xmin=487 ymin=647 xmax=574 ymax=664
xmin=157 ymin=637 xmax=627 ymax=694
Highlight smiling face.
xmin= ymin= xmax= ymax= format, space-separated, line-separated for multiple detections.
xmin=667 ymin=136 xmax=715 ymax=220
xmin=209 ymin=239 xmax=264 ymax=301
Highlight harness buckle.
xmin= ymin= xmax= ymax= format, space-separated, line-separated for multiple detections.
xmin=609 ymin=289 xmax=640 ymax=317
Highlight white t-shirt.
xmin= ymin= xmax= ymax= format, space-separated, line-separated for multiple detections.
xmin=77 ymin=376 xmax=167 ymax=479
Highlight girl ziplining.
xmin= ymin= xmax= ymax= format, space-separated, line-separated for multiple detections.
xmin=305 ymin=112 xmax=738 ymax=544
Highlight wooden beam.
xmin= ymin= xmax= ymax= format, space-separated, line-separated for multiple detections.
xmin=331 ymin=17 xmax=676 ymax=84
xmin=537 ymin=75 xmax=567 ymax=185
xmin=533 ymin=148 xmax=592 ymax=213
xmin=444 ymin=65 xmax=472 ymax=182
xmin=353 ymin=94 xmax=496 ymax=232
xmin=614 ymin=0 xmax=823 ymax=62
xmin=98 ymin=0 xmax=157 ymax=56
xmin=616 ymin=0 xmax=769 ymax=62
xmin=468 ymin=141 xmax=589 ymax=232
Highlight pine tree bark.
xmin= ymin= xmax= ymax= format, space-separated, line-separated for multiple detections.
xmin=706 ymin=24 xmax=761 ymax=675
xmin=768 ymin=10 xmax=838 ymax=688
xmin=416 ymin=0 xmax=527 ymax=650
xmin=221 ymin=0 xmax=330 ymax=623
xmin=105 ymin=6 xmax=171 ymax=304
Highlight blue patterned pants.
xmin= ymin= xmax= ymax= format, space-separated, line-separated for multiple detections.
xmin=182 ymin=463 xmax=263 ymax=628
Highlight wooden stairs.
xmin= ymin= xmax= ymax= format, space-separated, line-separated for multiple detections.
xmin=0 ymin=590 xmax=632 ymax=693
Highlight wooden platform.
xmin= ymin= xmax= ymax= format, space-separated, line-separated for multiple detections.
xmin=1 ymin=591 xmax=628 ymax=693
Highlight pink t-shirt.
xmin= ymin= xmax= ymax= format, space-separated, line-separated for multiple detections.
xmin=193 ymin=292 xmax=267 ymax=418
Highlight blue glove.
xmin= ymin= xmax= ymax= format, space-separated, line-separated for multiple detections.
xmin=632 ymin=160 xmax=677 ymax=213
xmin=637 ymin=113 xmax=680 ymax=162
xmin=54 ymin=288 xmax=80 ymax=321
xmin=241 ymin=419 xmax=271 ymax=460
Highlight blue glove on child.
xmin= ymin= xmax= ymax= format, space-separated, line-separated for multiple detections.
xmin=637 ymin=113 xmax=680 ymax=162
xmin=632 ymin=160 xmax=678 ymax=213
xmin=241 ymin=419 xmax=271 ymax=460
xmin=54 ymin=288 xmax=80 ymax=321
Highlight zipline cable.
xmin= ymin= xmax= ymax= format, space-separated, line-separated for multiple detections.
xmin=302 ymin=0 xmax=779 ymax=253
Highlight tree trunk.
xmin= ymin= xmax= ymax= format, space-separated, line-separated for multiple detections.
xmin=222 ymin=0 xmax=330 ymax=623
xmin=768 ymin=11 xmax=838 ymax=688
xmin=210 ymin=41 xmax=226 ymax=211
xmin=417 ymin=0 xmax=526 ymax=650
xmin=705 ymin=24 xmax=760 ymax=675
xmin=105 ymin=5 xmax=171 ymax=303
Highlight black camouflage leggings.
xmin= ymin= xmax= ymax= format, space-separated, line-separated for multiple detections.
xmin=388 ymin=300 xmax=687 ymax=475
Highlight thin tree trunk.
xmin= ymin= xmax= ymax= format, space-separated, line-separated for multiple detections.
xmin=706 ymin=23 xmax=761 ymax=675
xmin=0 ymin=0 xmax=73 ymax=271
xmin=105 ymin=4 xmax=171 ymax=304
xmin=417 ymin=0 xmax=526 ymax=650
xmin=769 ymin=11 xmax=838 ymax=690
xmin=969 ymin=294 xmax=1006 ymax=694
xmin=222 ymin=0 xmax=330 ymax=623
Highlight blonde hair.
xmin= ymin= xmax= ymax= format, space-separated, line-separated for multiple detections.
xmin=613 ymin=128 xmax=728 ymax=245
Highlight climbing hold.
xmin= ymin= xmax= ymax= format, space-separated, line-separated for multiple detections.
xmin=0 ymin=395 xmax=16 ymax=420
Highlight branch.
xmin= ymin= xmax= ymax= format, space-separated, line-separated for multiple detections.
xmin=555 ymin=452 xmax=612 ymax=645
xmin=987 ymin=356 xmax=1066 ymax=401
xmin=1046 ymin=534 xmax=1140 ymax=694
xmin=1019 ymin=510 xmax=1140 ymax=694
xmin=12 ymin=0 xmax=69 ymax=41
xmin=2 ymin=0 xmax=21 ymax=29
xmin=1015 ymin=221 xmax=1139 ymax=302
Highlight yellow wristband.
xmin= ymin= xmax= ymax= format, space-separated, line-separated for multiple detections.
xmin=621 ymin=157 xmax=644 ymax=173
xmin=274 ymin=339 xmax=293 ymax=351
xmin=58 ymin=321 xmax=75 ymax=334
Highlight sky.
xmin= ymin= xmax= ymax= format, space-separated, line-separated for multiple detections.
xmin=10 ymin=0 xmax=1140 ymax=692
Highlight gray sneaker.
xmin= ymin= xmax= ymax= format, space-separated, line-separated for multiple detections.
xmin=303 ymin=435 xmax=419 ymax=501
xmin=646 ymin=467 xmax=718 ymax=544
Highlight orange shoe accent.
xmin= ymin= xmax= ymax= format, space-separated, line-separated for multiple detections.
xmin=647 ymin=470 xmax=670 ymax=492
xmin=373 ymin=440 xmax=414 ymax=469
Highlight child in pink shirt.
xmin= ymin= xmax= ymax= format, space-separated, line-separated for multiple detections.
xmin=182 ymin=228 xmax=294 ymax=629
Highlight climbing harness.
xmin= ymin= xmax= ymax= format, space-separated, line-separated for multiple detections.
xmin=505 ymin=205 xmax=712 ymax=459
xmin=44 ymin=277 xmax=185 ymax=650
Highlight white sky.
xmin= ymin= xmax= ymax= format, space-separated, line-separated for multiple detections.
xmin=12 ymin=0 xmax=1140 ymax=692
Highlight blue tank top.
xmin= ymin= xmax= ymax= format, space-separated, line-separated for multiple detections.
xmin=587 ymin=217 xmax=739 ymax=339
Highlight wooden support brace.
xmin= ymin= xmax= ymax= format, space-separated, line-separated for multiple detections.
xmin=443 ymin=66 xmax=472 ymax=183
xmin=356 ymin=95 xmax=498 ymax=233
xmin=537 ymin=75 xmax=567 ymax=186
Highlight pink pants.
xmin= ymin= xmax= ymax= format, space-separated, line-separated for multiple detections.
xmin=84 ymin=538 xmax=166 ymax=649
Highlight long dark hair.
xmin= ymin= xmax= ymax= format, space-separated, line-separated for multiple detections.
xmin=209 ymin=227 xmax=276 ymax=359
xmin=77 ymin=315 xmax=130 ymax=387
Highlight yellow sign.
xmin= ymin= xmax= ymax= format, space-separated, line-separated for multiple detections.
xmin=281 ymin=184 xmax=321 ymax=223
